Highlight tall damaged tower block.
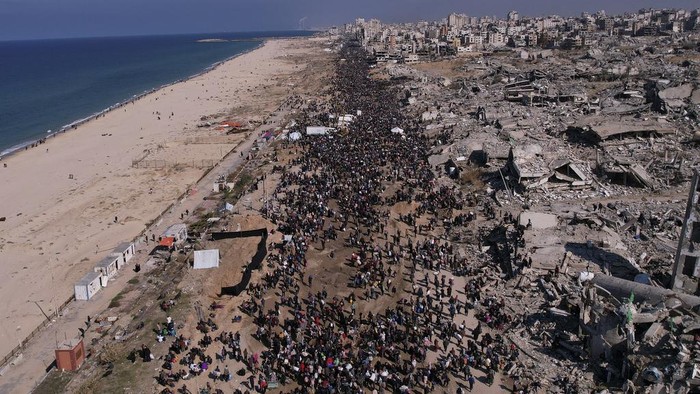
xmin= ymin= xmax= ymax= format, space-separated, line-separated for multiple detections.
xmin=671 ymin=171 xmax=700 ymax=295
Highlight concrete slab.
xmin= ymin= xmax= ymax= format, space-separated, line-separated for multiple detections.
xmin=519 ymin=211 xmax=558 ymax=229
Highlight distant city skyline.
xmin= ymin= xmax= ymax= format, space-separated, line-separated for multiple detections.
xmin=1 ymin=0 xmax=699 ymax=41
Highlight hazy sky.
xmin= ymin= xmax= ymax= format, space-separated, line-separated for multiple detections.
xmin=1 ymin=0 xmax=698 ymax=41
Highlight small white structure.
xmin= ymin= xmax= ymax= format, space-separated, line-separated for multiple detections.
xmin=110 ymin=242 xmax=135 ymax=269
xmin=162 ymin=223 xmax=188 ymax=244
xmin=305 ymin=126 xmax=336 ymax=136
xmin=390 ymin=127 xmax=405 ymax=135
xmin=94 ymin=255 xmax=119 ymax=280
xmin=75 ymin=272 xmax=102 ymax=301
xmin=193 ymin=249 xmax=220 ymax=269
xmin=337 ymin=114 xmax=355 ymax=127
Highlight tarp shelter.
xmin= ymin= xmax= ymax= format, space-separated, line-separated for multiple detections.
xmin=194 ymin=249 xmax=220 ymax=269
xmin=111 ymin=242 xmax=135 ymax=269
xmin=391 ymin=127 xmax=405 ymax=135
xmin=94 ymin=254 xmax=119 ymax=279
xmin=306 ymin=126 xmax=335 ymax=136
xmin=288 ymin=131 xmax=302 ymax=141
xmin=160 ymin=237 xmax=176 ymax=247
xmin=74 ymin=271 xmax=102 ymax=301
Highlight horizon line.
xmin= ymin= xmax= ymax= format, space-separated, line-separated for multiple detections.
xmin=0 ymin=29 xmax=320 ymax=43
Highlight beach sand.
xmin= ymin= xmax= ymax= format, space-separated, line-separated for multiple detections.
xmin=0 ymin=37 xmax=324 ymax=361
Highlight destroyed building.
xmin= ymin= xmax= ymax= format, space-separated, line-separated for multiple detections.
xmin=374 ymin=27 xmax=700 ymax=393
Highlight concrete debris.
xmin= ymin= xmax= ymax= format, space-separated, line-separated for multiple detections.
xmin=354 ymin=16 xmax=700 ymax=392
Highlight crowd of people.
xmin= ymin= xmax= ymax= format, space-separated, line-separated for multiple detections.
xmin=150 ymin=44 xmax=552 ymax=394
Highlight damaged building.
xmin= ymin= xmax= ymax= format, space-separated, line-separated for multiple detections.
xmin=369 ymin=16 xmax=700 ymax=392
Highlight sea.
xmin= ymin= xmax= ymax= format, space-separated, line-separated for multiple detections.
xmin=0 ymin=31 xmax=315 ymax=157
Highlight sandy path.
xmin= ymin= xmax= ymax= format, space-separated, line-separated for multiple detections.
xmin=0 ymin=38 xmax=320 ymax=362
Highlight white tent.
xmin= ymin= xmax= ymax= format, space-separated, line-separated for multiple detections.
xmin=390 ymin=127 xmax=404 ymax=135
xmin=193 ymin=249 xmax=220 ymax=269
xmin=288 ymin=131 xmax=302 ymax=141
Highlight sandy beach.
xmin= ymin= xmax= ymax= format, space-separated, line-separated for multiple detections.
xmin=0 ymin=37 xmax=323 ymax=361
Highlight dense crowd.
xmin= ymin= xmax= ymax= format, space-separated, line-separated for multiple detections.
xmin=151 ymin=44 xmax=557 ymax=394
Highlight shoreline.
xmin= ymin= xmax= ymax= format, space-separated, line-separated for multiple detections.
xmin=0 ymin=36 xmax=325 ymax=374
xmin=0 ymin=41 xmax=266 ymax=160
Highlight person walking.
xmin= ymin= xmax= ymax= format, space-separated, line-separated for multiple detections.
xmin=248 ymin=374 xmax=255 ymax=390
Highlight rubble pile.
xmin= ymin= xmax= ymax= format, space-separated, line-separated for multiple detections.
xmin=373 ymin=32 xmax=700 ymax=393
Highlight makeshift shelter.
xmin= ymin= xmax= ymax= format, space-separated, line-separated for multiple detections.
xmin=193 ymin=249 xmax=220 ymax=269
xmin=74 ymin=271 xmax=102 ymax=301
xmin=162 ymin=223 xmax=188 ymax=244
xmin=94 ymin=254 xmax=119 ymax=279
xmin=390 ymin=127 xmax=405 ymax=135
xmin=110 ymin=242 xmax=135 ymax=269
xmin=55 ymin=338 xmax=85 ymax=371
